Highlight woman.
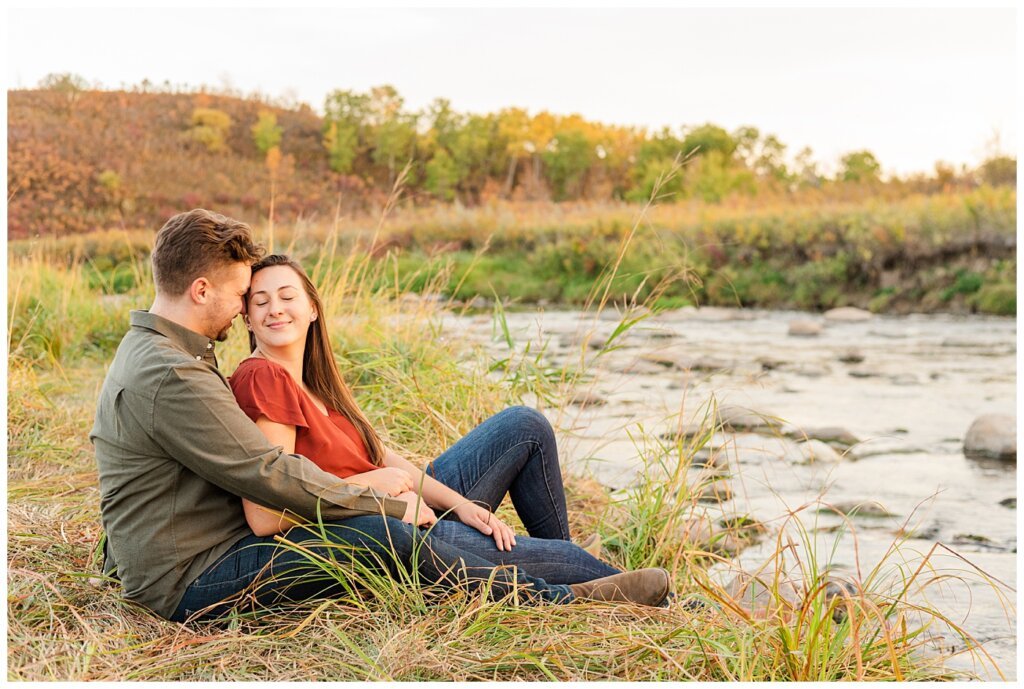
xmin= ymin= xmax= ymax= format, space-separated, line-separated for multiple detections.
xmin=224 ymin=254 xmax=670 ymax=613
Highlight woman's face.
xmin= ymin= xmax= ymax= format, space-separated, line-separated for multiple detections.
xmin=246 ymin=265 xmax=317 ymax=352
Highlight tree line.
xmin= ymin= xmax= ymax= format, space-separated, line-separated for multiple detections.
xmin=41 ymin=73 xmax=1021 ymax=205
xmin=8 ymin=73 xmax=1016 ymax=239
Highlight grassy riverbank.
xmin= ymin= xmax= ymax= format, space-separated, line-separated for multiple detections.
xmin=7 ymin=224 xmax=1007 ymax=679
xmin=10 ymin=189 xmax=1017 ymax=317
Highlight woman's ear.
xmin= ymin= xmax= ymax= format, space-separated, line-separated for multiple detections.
xmin=310 ymin=311 xmax=318 ymax=322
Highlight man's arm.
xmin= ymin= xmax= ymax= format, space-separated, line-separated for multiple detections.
xmin=151 ymin=360 xmax=407 ymax=521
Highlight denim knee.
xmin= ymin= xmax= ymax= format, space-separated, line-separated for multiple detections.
xmin=500 ymin=406 xmax=556 ymax=446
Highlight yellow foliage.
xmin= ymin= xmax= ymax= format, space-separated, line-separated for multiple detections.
xmin=187 ymin=107 xmax=232 ymax=152
xmin=266 ymin=145 xmax=282 ymax=175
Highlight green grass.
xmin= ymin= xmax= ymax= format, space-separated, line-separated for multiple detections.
xmin=7 ymin=178 xmax=1011 ymax=680
xmin=10 ymin=187 xmax=1016 ymax=315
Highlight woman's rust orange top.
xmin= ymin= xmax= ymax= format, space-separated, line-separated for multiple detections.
xmin=229 ymin=357 xmax=377 ymax=478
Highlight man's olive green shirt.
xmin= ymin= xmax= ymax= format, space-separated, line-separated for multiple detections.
xmin=90 ymin=310 xmax=406 ymax=619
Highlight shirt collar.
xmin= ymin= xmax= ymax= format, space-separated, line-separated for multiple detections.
xmin=130 ymin=310 xmax=217 ymax=362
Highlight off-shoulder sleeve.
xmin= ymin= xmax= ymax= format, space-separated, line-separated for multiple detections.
xmin=229 ymin=360 xmax=309 ymax=429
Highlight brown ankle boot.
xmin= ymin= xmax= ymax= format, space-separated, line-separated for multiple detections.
xmin=569 ymin=568 xmax=671 ymax=607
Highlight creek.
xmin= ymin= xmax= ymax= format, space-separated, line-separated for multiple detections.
xmin=437 ymin=306 xmax=1016 ymax=680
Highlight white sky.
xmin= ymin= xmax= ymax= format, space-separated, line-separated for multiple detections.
xmin=6 ymin=6 xmax=1018 ymax=175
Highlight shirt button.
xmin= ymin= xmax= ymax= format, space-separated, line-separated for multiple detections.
xmin=195 ymin=355 xmax=202 ymax=361
xmin=207 ymin=343 xmax=213 ymax=349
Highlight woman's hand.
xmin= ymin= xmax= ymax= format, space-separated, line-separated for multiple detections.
xmin=346 ymin=467 xmax=415 ymax=497
xmin=395 ymin=491 xmax=437 ymax=527
xmin=454 ymin=502 xmax=517 ymax=551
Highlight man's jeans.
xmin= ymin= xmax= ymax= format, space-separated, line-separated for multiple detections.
xmin=171 ymin=406 xmax=620 ymax=622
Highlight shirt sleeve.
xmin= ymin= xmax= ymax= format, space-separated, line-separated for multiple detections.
xmin=230 ymin=361 xmax=309 ymax=428
xmin=152 ymin=359 xmax=406 ymax=521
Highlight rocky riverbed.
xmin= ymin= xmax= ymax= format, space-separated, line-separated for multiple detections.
xmin=435 ymin=305 xmax=1017 ymax=680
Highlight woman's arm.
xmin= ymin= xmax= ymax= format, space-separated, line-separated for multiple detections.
xmin=381 ymin=447 xmax=517 ymax=551
xmin=242 ymin=416 xmax=302 ymax=537
xmin=244 ymin=417 xmax=428 ymax=533
xmin=381 ymin=448 xmax=464 ymax=511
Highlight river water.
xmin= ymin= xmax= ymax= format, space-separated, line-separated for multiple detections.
xmin=436 ymin=306 xmax=1016 ymax=680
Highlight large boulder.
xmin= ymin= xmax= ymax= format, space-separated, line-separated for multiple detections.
xmin=824 ymin=307 xmax=873 ymax=322
xmin=963 ymin=414 xmax=1016 ymax=461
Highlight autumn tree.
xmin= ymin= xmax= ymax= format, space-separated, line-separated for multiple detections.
xmin=251 ymin=110 xmax=283 ymax=155
xmin=839 ymin=150 xmax=882 ymax=183
xmin=422 ymin=99 xmax=462 ymax=200
xmin=367 ymin=86 xmax=418 ymax=188
xmin=449 ymin=114 xmax=499 ymax=203
xmin=323 ymin=89 xmax=370 ymax=174
xmin=542 ymin=128 xmax=593 ymax=201
xmin=186 ymin=107 xmax=232 ymax=152
xmin=629 ymin=128 xmax=687 ymax=201
xmin=978 ymin=155 xmax=1016 ymax=187
xmin=734 ymin=126 xmax=790 ymax=184
xmin=38 ymin=72 xmax=89 ymax=116
xmin=794 ymin=146 xmax=821 ymax=188
xmin=424 ymin=148 xmax=458 ymax=201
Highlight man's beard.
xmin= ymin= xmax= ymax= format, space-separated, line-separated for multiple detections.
xmin=214 ymin=322 xmax=233 ymax=342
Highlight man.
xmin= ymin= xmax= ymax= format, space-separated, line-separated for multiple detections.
xmin=91 ymin=209 xmax=669 ymax=623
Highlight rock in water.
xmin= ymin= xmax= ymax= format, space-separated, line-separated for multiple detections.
xmin=640 ymin=352 xmax=683 ymax=369
xmin=824 ymin=307 xmax=873 ymax=322
xmin=716 ymin=404 xmax=782 ymax=432
xmin=790 ymin=426 xmax=860 ymax=447
xmin=568 ymin=391 xmax=608 ymax=407
xmin=757 ymin=356 xmax=786 ymax=371
xmin=788 ymin=320 xmax=822 ymax=337
xmin=838 ymin=348 xmax=865 ymax=363
xmin=963 ymin=414 xmax=1016 ymax=461
xmin=783 ymin=439 xmax=843 ymax=464
xmin=822 ymin=500 xmax=896 ymax=518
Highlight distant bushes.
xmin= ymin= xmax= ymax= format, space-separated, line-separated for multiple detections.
xmin=9 ymin=188 xmax=1015 ymax=316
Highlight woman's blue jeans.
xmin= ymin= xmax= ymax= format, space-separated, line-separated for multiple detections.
xmin=171 ymin=406 xmax=620 ymax=622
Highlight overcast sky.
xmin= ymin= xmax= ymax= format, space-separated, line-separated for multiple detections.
xmin=7 ymin=6 xmax=1017 ymax=175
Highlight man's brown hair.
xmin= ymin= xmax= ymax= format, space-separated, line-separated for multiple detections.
xmin=152 ymin=209 xmax=265 ymax=296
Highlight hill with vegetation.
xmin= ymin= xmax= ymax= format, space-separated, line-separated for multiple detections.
xmin=7 ymin=78 xmax=1017 ymax=315
xmin=9 ymin=77 xmax=1017 ymax=238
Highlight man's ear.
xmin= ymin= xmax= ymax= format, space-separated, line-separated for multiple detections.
xmin=189 ymin=277 xmax=212 ymax=305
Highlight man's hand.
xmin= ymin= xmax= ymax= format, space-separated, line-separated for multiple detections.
xmin=454 ymin=502 xmax=517 ymax=551
xmin=346 ymin=467 xmax=415 ymax=497
xmin=395 ymin=491 xmax=437 ymax=527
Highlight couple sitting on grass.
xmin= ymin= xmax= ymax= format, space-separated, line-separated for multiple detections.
xmin=91 ymin=209 xmax=672 ymax=623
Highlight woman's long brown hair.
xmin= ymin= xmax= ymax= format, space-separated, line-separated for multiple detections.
xmin=248 ymin=255 xmax=385 ymax=466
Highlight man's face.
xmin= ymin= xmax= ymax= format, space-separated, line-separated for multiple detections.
xmin=204 ymin=262 xmax=252 ymax=342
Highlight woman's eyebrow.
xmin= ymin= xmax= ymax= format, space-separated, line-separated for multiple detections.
xmin=249 ymin=285 xmax=299 ymax=297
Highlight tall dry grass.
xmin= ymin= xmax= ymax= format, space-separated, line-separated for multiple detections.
xmin=7 ymin=171 xmax=1011 ymax=680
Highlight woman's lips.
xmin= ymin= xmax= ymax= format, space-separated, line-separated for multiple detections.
xmin=266 ymin=321 xmax=291 ymax=329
